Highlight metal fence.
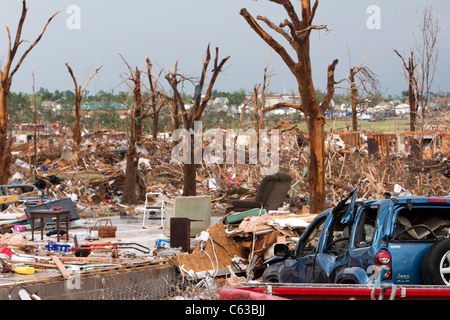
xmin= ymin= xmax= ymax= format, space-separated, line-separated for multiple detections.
xmin=87 ymin=272 xmax=220 ymax=300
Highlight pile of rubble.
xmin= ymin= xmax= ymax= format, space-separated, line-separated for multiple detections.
xmin=173 ymin=207 xmax=317 ymax=285
xmin=7 ymin=121 xmax=450 ymax=217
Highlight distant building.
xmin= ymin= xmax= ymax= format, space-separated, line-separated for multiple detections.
xmin=9 ymin=121 xmax=70 ymax=145
xmin=65 ymin=101 xmax=129 ymax=116
xmin=395 ymin=103 xmax=410 ymax=115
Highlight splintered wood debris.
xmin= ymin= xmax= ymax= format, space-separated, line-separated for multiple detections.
xmin=174 ymin=210 xmax=317 ymax=280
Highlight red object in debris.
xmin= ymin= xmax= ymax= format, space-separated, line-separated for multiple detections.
xmin=0 ymin=247 xmax=12 ymax=258
xmin=221 ymin=285 xmax=450 ymax=300
xmin=219 ymin=288 xmax=288 ymax=300
xmin=228 ymin=173 xmax=237 ymax=180
xmin=52 ymin=207 xmax=63 ymax=211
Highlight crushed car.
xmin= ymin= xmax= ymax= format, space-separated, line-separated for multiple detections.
xmin=262 ymin=181 xmax=450 ymax=286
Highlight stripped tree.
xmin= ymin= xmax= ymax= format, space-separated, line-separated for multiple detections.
xmin=252 ymin=54 xmax=273 ymax=143
xmin=166 ymin=44 xmax=230 ymax=196
xmin=145 ymin=56 xmax=166 ymax=139
xmin=119 ymin=55 xmax=165 ymax=204
xmin=119 ymin=56 xmax=144 ymax=204
xmin=65 ymin=63 xmax=102 ymax=151
xmin=394 ymin=49 xmax=417 ymax=131
xmin=414 ymin=5 xmax=440 ymax=128
xmin=0 ymin=0 xmax=59 ymax=184
xmin=348 ymin=63 xmax=380 ymax=131
xmin=394 ymin=6 xmax=440 ymax=133
xmin=240 ymin=0 xmax=339 ymax=214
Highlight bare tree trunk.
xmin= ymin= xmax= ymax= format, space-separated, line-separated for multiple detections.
xmin=408 ymin=58 xmax=417 ymax=132
xmin=0 ymin=0 xmax=59 ymax=184
xmin=253 ymin=61 xmax=271 ymax=146
xmin=65 ymin=63 xmax=102 ymax=151
xmin=134 ymin=69 xmax=143 ymax=138
xmin=146 ymin=57 xmax=162 ymax=139
xmin=122 ymin=141 xmax=139 ymax=203
xmin=306 ymin=113 xmax=325 ymax=212
xmin=348 ymin=63 xmax=379 ymax=132
xmin=73 ymin=95 xmax=82 ymax=145
xmin=152 ymin=115 xmax=159 ymax=139
xmin=122 ymin=68 xmax=142 ymax=204
xmin=350 ymin=70 xmax=358 ymax=131
xmin=253 ymin=84 xmax=261 ymax=146
xmin=169 ymin=98 xmax=181 ymax=132
xmin=394 ymin=49 xmax=417 ymax=131
xmin=0 ymin=92 xmax=11 ymax=184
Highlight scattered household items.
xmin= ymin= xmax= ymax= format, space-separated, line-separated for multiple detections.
xmin=0 ymin=184 xmax=51 ymax=207
xmin=0 ymin=204 xmax=24 ymax=220
xmin=172 ymin=208 xmax=316 ymax=281
xmin=229 ymin=172 xmax=293 ymax=212
xmin=0 ymin=233 xmax=28 ymax=246
xmin=90 ymin=218 xmax=117 ymax=238
xmin=28 ymin=208 xmax=70 ymax=242
xmin=72 ymin=241 xmax=150 ymax=257
xmin=45 ymin=243 xmax=71 ymax=253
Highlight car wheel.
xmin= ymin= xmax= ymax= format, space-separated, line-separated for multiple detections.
xmin=422 ymin=239 xmax=450 ymax=285
xmin=262 ymin=265 xmax=280 ymax=283
xmin=75 ymin=249 xmax=90 ymax=257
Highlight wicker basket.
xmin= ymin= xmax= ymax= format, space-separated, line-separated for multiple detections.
xmin=91 ymin=218 xmax=117 ymax=238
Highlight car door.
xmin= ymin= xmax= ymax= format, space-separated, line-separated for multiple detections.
xmin=346 ymin=203 xmax=380 ymax=283
xmin=279 ymin=213 xmax=328 ymax=283
xmin=313 ymin=213 xmax=351 ymax=283
xmin=312 ymin=184 xmax=364 ymax=283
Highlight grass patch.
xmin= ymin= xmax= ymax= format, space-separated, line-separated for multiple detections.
xmin=78 ymin=209 xmax=123 ymax=218
xmin=296 ymin=118 xmax=410 ymax=133
xmin=56 ymin=171 xmax=108 ymax=181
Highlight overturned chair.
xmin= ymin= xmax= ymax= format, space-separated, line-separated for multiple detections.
xmin=229 ymin=171 xmax=293 ymax=213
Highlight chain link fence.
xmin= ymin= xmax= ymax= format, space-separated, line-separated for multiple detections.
xmin=87 ymin=272 xmax=220 ymax=300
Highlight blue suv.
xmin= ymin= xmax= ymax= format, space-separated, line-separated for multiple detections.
xmin=262 ymin=183 xmax=450 ymax=285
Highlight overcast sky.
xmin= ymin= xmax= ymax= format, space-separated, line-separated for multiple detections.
xmin=1 ymin=0 xmax=449 ymax=97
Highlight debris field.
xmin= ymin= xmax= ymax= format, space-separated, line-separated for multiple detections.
xmin=0 ymin=117 xmax=449 ymax=299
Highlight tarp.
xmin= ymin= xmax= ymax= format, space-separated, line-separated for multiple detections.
xmin=24 ymin=198 xmax=80 ymax=229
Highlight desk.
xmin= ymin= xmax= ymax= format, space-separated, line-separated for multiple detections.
xmin=29 ymin=210 xmax=70 ymax=242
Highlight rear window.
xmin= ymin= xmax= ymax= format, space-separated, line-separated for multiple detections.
xmin=394 ymin=207 xmax=450 ymax=241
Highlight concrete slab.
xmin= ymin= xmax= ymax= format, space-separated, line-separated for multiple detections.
xmin=0 ymin=213 xmax=182 ymax=300
xmin=0 ymin=212 xmax=223 ymax=293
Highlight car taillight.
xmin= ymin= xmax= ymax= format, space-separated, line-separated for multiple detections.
xmin=375 ymin=249 xmax=392 ymax=280
xmin=427 ymin=197 xmax=448 ymax=204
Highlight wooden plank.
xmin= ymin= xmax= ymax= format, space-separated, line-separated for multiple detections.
xmin=0 ymin=195 xmax=19 ymax=205
xmin=50 ymin=255 xmax=70 ymax=279
xmin=59 ymin=256 xmax=120 ymax=264
xmin=241 ymin=224 xmax=274 ymax=234
xmin=6 ymin=260 xmax=57 ymax=269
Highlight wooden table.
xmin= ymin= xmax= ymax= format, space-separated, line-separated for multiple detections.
xmin=29 ymin=209 xmax=70 ymax=242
